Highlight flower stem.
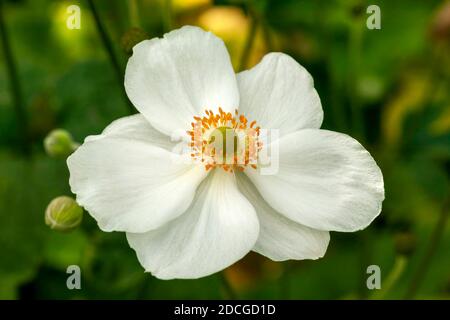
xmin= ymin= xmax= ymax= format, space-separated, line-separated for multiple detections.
xmin=0 ymin=0 xmax=30 ymax=155
xmin=261 ymin=22 xmax=273 ymax=52
xmin=370 ymin=255 xmax=408 ymax=300
xmin=357 ymin=230 xmax=372 ymax=299
xmin=219 ymin=272 xmax=237 ymax=300
xmin=317 ymin=0 xmax=347 ymax=132
xmin=87 ymin=0 xmax=135 ymax=114
xmin=347 ymin=16 xmax=365 ymax=141
xmin=128 ymin=0 xmax=141 ymax=28
xmin=279 ymin=261 xmax=293 ymax=299
xmin=163 ymin=0 xmax=173 ymax=33
xmin=404 ymin=195 xmax=450 ymax=299
xmin=239 ymin=11 xmax=258 ymax=72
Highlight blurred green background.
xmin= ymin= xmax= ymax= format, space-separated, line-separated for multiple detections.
xmin=0 ymin=0 xmax=449 ymax=300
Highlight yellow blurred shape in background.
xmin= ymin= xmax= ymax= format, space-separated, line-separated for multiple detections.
xmin=198 ymin=6 xmax=266 ymax=69
xmin=198 ymin=6 xmax=247 ymax=38
xmin=172 ymin=0 xmax=211 ymax=12
xmin=430 ymin=106 xmax=450 ymax=135
xmin=51 ymin=1 xmax=95 ymax=59
xmin=382 ymin=75 xmax=428 ymax=147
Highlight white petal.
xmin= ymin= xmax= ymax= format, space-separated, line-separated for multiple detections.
xmin=125 ymin=26 xmax=239 ymax=136
xmin=126 ymin=169 xmax=259 ymax=279
xmin=67 ymin=117 xmax=207 ymax=233
xmin=236 ymin=172 xmax=329 ymax=261
xmin=247 ymin=129 xmax=384 ymax=232
xmin=237 ymin=53 xmax=323 ymax=137
xmin=85 ymin=114 xmax=177 ymax=151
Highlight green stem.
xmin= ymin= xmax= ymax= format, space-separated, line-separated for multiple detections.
xmin=279 ymin=261 xmax=293 ymax=299
xmin=261 ymin=19 xmax=273 ymax=52
xmin=239 ymin=12 xmax=258 ymax=72
xmin=317 ymin=0 xmax=347 ymax=132
xmin=370 ymin=255 xmax=407 ymax=300
xmin=163 ymin=0 xmax=173 ymax=32
xmin=404 ymin=196 xmax=450 ymax=299
xmin=347 ymin=18 xmax=365 ymax=141
xmin=219 ymin=272 xmax=237 ymax=300
xmin=0 ymin=0 xmax=30 ymax=155
xmin=128 ymin=0 xmax=141 ymax=28
xmin=357 ymin=230 xmax=371 ymax=299
xmin=87 ymin=0 xmax=135 ymax=114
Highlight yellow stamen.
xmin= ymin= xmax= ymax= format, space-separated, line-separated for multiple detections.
xmin=187 ymin=109 xmax=262 ymax=172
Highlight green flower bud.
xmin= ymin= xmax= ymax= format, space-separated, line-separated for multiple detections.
xmin=121 ymin=27 xmax=149 ymax=55
xmin=44 ymin=129 xmax=78 ymax=158
xmin=394 ymin=231 xmax=416 ymax=256
xmin=45 ymin=196 xmax=83 ymax=232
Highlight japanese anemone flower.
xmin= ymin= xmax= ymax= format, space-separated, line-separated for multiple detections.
xmin=67 ymin=26 xmax=384 ymax=280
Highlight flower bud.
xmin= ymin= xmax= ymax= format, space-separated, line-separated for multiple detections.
xmin=394 ymin=231 xmax=416 ymax=256
xmin=44 ymin=129 xmax=78 ymax=158
xmin=121 ymin=27 xmax=148 ymax=55
xmin=45 ymin=196 xmax=83 ymax=232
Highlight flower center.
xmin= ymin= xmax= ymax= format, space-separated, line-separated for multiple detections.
xmin=187 ymin=108 xmax=262 ymax=172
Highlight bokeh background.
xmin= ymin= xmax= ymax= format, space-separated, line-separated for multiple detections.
xmin=0 ymin=0 xmax=449 ymax=300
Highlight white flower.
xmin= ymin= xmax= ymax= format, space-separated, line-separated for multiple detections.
xmin=67 ymin=26 xmax=384 ymax=280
